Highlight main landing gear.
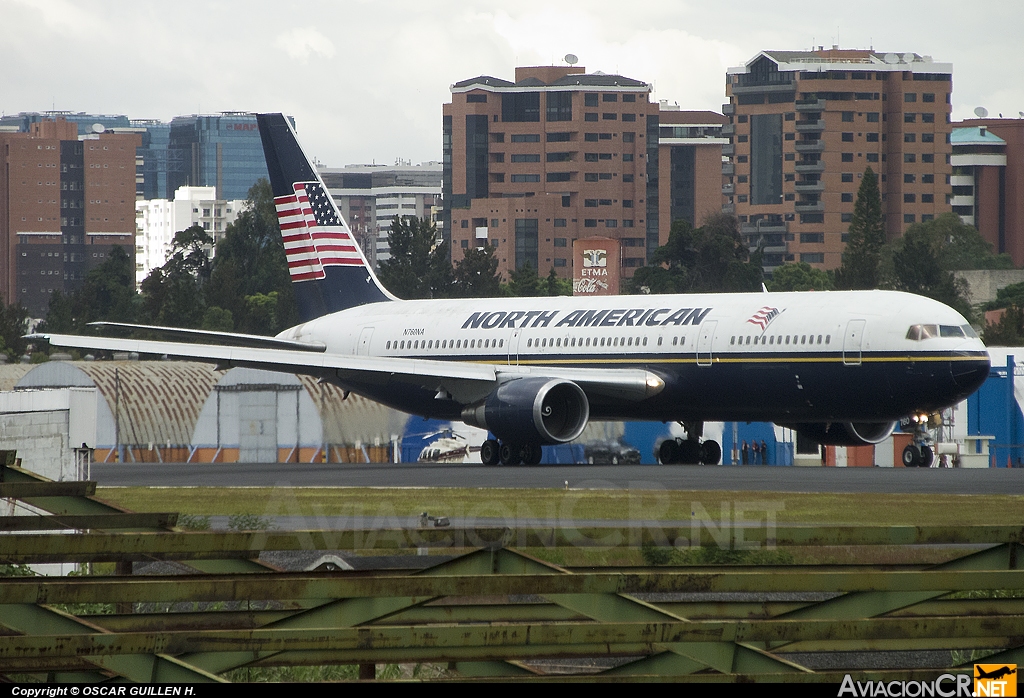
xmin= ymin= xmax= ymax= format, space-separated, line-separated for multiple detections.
xmin=658 ymin=422 xmax=721 ymax=465
xmin=480 ymin=439 xmax=543 ymax=466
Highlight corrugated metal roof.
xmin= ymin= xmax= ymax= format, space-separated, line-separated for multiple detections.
xmin=0 ymin=364 xmax=35 ymax=392
xmin=296 ymin=375 xmax=409 ymax=444
xmin=17 ymin=361 xmax=223 ymax=446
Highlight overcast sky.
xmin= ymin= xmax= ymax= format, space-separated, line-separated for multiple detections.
xmin=2 ymin=0 xmax=1022 ymax=167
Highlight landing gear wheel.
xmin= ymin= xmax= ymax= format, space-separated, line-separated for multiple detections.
xmin=678 ymin=440 xmax=702 ymax=465
xmin=499 ymin=442 xmax=521 ymax=466
xmin=902 ymin=444 xmax=921 ymax=468
xmin=699 ymin=440 xmax=722 ymax=465
xmin=480 ymin=439 xmax=500 ymax=466
xmin=920 ymin=445 xmax=934 ymax=468
xmin=658 ymin=439 xmax=679 ymax=465
xmin=520 ymin=443 xmax=543 ymax=465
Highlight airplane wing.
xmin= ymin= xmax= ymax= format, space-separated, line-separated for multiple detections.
xmin=28 ymin=333 xmax=664 ymax=405
xmin=87 ymin=322 xmax=326 ymax=352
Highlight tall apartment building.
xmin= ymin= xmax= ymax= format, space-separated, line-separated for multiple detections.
xmin=724 ymin=48 xmax=953 ymax=271
xmin=135 ymin=186 xmax=246 ymax=287
xmin=657 ymin=106 xmax=728 ymax=232
xmin=951 ymin=119 xmax=1024 ymax=266
xmin=443 ymin=66 xmax=662 ymax=280
xmin=319 ymin=162 xmax=442 ymax=267
xmin=0 ymin=118 xmax=140 ymax=315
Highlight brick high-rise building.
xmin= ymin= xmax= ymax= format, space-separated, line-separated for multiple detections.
xmin=443 ymin=66 xmax=663 ymax=281
xmin=951 ymin=119 xmax=1024 ymax=267
xmin=724 ymin=48 xmax=953 ymax=272
xmin=656 ymin=107 xmax=729 ymax=233
xmin=0 ymin=118 xmax=140 ymax=315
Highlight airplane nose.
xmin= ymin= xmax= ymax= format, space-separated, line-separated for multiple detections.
xmin=950 ymin=347 xmax=990 ymax=395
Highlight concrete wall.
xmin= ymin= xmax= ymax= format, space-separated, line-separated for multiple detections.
xmin=0 ymin=388 xmax=97 ymax=480
xmin=956 ymin=269 xmax=1024 ymax=307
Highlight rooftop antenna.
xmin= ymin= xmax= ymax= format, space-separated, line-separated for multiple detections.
xmin=564 ymin=53 xmax=578 ymax=66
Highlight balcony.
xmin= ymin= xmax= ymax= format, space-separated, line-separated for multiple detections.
xmin=722 ymin=203 xmax=735 ymax=214
xmin=721 ymin=123 xmax=735 ymax=136
xmin=795 ymin=98 xmax=826 ymax=111
xmin=795 ymin=119 xmax=825 ymax=132
xmin=794 ymin=180 xmax=824 ymax=193
xmin=722 ymin=163 xmax=735 ymax=175
xmin=722 ymin=103 xmax=734 ymax=115
xmin=795 ymin=200 xmax=825 ymax=212
xmin=740 ymin=220 xmax=787 ymax=235
xmin=795 ymin=140 xmax=824 ymax=153
xmin=722 ymin=183 xmax=735 ymax=195
xmin=722 ymin=143 xmax=735 ymax=156
xmin=795 ymin=161 xmax=825 ymax=173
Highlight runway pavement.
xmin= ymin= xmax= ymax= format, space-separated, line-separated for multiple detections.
xmin=90 ymin=461 xmax=1024 ymax=494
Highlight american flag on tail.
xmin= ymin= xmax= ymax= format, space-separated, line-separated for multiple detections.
xmin=274 ymin=181 xmax=365 ymax=282
xmin=747 ymin=306 xmax=780 ymax=330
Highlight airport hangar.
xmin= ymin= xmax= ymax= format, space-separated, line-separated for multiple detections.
xmin=0 ymin=350 xmax=1018 ymax=480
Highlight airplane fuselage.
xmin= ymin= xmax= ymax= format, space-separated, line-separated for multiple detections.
xmin=279 ymin=288 xmax=990 ymax=425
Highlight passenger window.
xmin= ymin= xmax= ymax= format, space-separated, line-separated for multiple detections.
xmin=680 ymin=337 xmax=685 ymax=346
xmin=673 ymin=337 xmax=678 ymax=346
xmin=817 ymin=335 xmax=822 ymax=344
xmin=642 ymin=337 xmax=647 ymax=346
xmin=657 ymin=337 xmax=662 ymax=346
xmin=499 ymin=339 xmax=504 ymax=348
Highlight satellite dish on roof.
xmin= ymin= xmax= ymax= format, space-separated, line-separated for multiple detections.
xmin=902 ymin=52 xmax=915 ymax=63
xmin=564 ymin=54 xmax=578 ymax=66
xmin=974 ymin=106 xmax=989 ymax=118
xmin=883 ymin=53 xmax=899 ymax=64
xmin=91 ymin=123 xmax=105 ymax=134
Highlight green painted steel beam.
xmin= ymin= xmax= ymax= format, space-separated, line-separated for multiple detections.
xmin=0 ymin=513 xmax=179 ymax=532
xmin=0 ymin=603 xmax=225 ymax=683
xmin=0 ymin=481 xmax=96 ymax=498
xmin=2 ymin=569 xmax=1022 ymax=604
xmin=3 ymin=615 xmax=1020 ymax=659
xmin=4 ymin=526 xmax=1024 ymax=561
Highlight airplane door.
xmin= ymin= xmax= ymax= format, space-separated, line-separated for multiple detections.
xmin=843 ymin=320 xmax=865 ymax=366
xmin=697 ymin=320 xmax=717 ymax=367
xmin=357 ymin=327 xmax=374 ymax=356
xmin=508 ymin=329 xmax=521 ymax=365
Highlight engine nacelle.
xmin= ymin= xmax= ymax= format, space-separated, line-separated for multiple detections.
xmin=785 ymin=421 xmax=897 ymax=446
xmin=461 ymin=377 xmax=589 ymax=444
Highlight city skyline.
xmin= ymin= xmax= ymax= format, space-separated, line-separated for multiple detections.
xmin=2 ymin=0 xmax=1022 ymax=169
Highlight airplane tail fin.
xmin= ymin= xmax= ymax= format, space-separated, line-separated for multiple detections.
xmin=256 ymin=113 xmax=394 ymax=321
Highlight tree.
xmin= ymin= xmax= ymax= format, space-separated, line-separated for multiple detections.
xmin=140 ymin=224 xmax=214 ymax=328
xmin=541 ymin=267 xmax=572 ymax=297
xmin=452 ymin=245 xmax=502 ymax=297
xmin=912 ymin=212 xmax=1012 ymax=271
xmin=376 ymin=216 xmax=453 ymax=299
xmin=503 ymin=262 xmax=542 ymax=297
xmin=982 ymin=306 xmax=1024 ymax=346
xmin=768 ymin=262 xmax=834 ymax=292
xmin=42 ymin=246 xmax=139 ymax=333
xmin=0 ymin=302 xmax=29 ymax=359
xmin=625 ymin=213 xmax=762 ymax=294
xmin=882 ymin=222 xmax=973 ymax=319
xmin=835 ymin=167 xmax=884 ymax=290
xmin=205 ymin=179 xmax=297 ymax=334
xmin=984 ymin=281 xmax=1024 ymax=312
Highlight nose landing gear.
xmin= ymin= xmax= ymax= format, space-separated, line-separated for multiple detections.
xmin=901 ymin=421 xmax=934 ymax=468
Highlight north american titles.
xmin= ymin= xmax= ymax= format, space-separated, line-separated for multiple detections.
xmin=461 ymin=307 xmax=712 ymax=330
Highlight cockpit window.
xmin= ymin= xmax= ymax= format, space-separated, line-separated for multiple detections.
xmin=907 ymin=324 xmax=973 ymax=341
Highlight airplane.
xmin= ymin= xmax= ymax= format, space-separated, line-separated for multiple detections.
xmin=976 ymin=666 xmax=1017 ymax=681
xmin=29 ymin=113 xmax=992 ymax=467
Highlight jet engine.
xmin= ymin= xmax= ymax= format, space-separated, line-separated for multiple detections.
xmin=785 ymin=421 xmax=897 ymax=446
xmin=461 ymin=377 xmax=589 ymax=445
